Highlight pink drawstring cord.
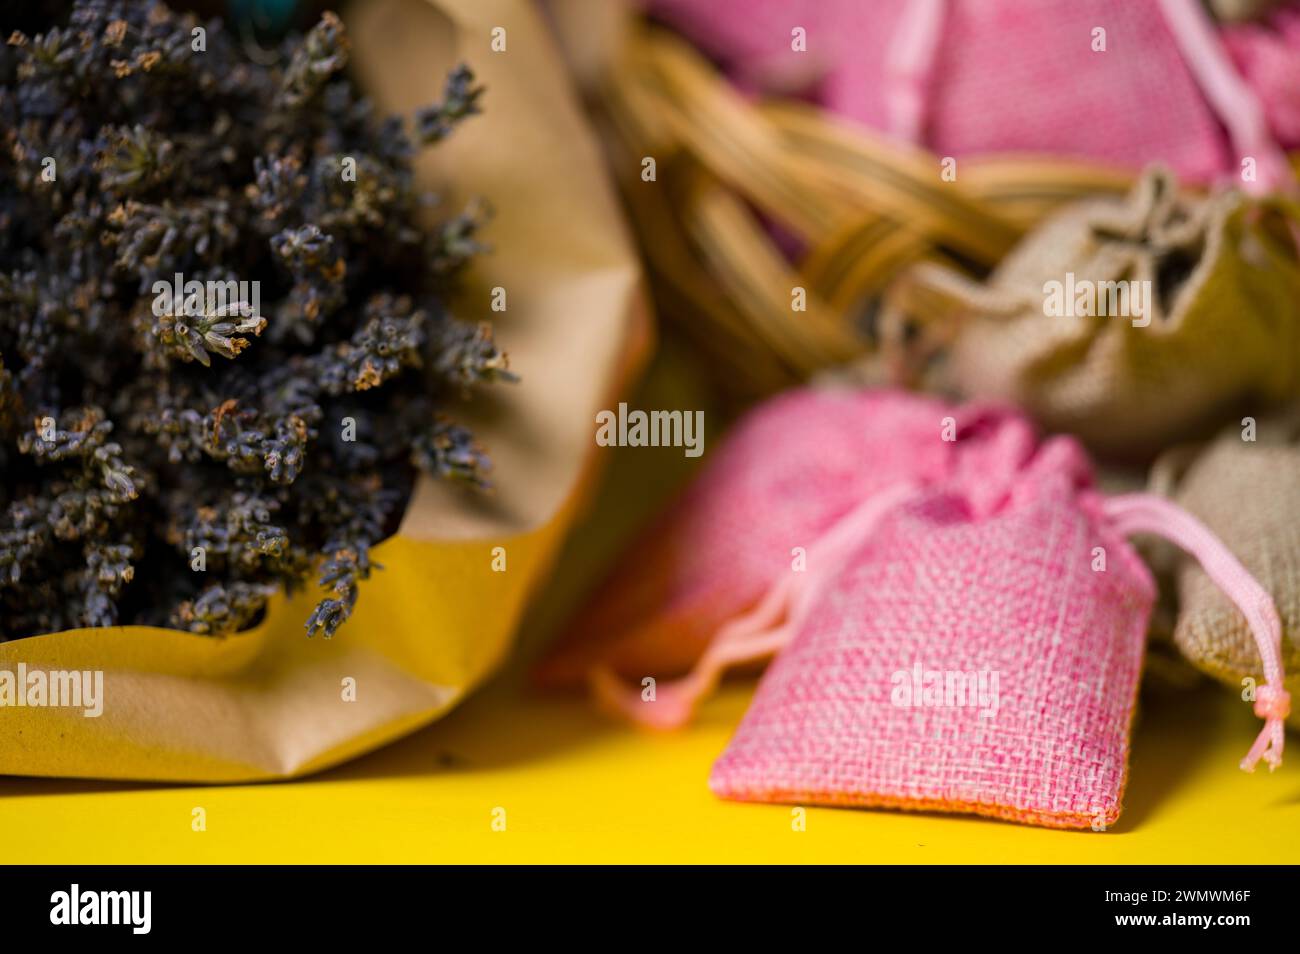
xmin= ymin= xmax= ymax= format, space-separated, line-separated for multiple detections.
xmin=886 ymin=0 xmax=1296 ymax=193
xmin=884 ymin=0 xmax=947 ymax=144
xmin=590 ymin=482 xmax=923 ymax=730
xmin=1156 ymin=0 xmax=1296 ymax=195
xmin=1104 ymin=493 xmax=1290 ymax=772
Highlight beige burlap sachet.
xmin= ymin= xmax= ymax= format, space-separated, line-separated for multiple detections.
xmin=898 ymin=167 xmax=1300 ymax=459
xmin=1161 ymin=416 xmax=1300 ymax=728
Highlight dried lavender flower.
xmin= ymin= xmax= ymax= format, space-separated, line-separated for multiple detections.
xmin=0 ymin=1 xmax=507 ymax=640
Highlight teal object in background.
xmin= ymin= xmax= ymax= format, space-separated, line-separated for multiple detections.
xmin=228 ymin=0 xmax=300 ymax=36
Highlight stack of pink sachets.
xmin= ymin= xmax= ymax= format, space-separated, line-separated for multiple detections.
xmin=545 ymin=388 xmax=1289 ymax=828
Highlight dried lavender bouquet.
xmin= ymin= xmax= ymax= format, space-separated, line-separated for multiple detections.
xmin=0 ymin=1 xmax=512 ymax=640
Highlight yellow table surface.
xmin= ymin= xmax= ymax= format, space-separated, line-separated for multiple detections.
xmin=2 ymin=670 xmax=1297 ymax=864
xmin=3 ymin=342 xmax=1299 ymax=864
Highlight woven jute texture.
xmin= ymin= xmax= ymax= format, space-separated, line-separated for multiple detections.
xmin=914 ymin=167 xmax=1300 ymax=459
xmin=709 ymin=429 xmax=1155 ymax=829
xmin=1168 ymin=419 xmax=1300 ymax=728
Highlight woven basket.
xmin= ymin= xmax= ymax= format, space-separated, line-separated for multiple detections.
xmin=571 ymin=18 xmax=1138 ymax=399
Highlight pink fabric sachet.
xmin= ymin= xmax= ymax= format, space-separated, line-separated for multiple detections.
xmin=536 ymin=388 xmax=959 ymax=687
xmin=594 ymin=398 xmax=1289 ymax=829
xmin=645 ymin=0 xmax=1296 ymax=188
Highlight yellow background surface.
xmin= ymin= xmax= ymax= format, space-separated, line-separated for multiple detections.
xmin=3 ymin=343 xmax=1296 ymax=864
xmin=2 ymin=674 xmax=1297 ymax=864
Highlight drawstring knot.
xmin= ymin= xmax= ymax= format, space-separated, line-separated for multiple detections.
xmin=1104 ymin=493 xmax=1288 ymax=773
xmin=1243 ymin=684 xmax=1291 ymax=773
xmin=1254 ymin=684 xmax=1292 ymax=722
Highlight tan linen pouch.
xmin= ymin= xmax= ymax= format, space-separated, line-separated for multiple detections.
xmin=1163 ymin=415 xmax=1300 ymax=727
xmin=900 ymin=167 xmax=1300 ymax=459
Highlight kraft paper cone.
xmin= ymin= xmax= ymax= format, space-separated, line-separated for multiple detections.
xmin=0 ymin=0 xmax=648 ymax=782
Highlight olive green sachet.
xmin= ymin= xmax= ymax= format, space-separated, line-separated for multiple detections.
xmin=902 ymin=167 xmax=1300 ymax=459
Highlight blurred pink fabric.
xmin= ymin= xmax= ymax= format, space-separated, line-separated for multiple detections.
xmin=646 ymin=0 xmax=1300 ymax=182
xmin=1223 ymin=6 xmax=1300 ymax=147
xmin=536 ymin=388 xmax=962 ymax=687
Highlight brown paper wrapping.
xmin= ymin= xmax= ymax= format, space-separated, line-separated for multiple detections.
xmin=0 ymin=0 xmax=648 ymax=782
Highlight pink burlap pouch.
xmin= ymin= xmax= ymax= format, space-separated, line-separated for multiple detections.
xmin=536 ymin=387 xmax=958 ymax=687
xmin=645 ymin=0 xmax=1294 ymax=187
xmin=595 ymin=401 xmax=1289 ymax=828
